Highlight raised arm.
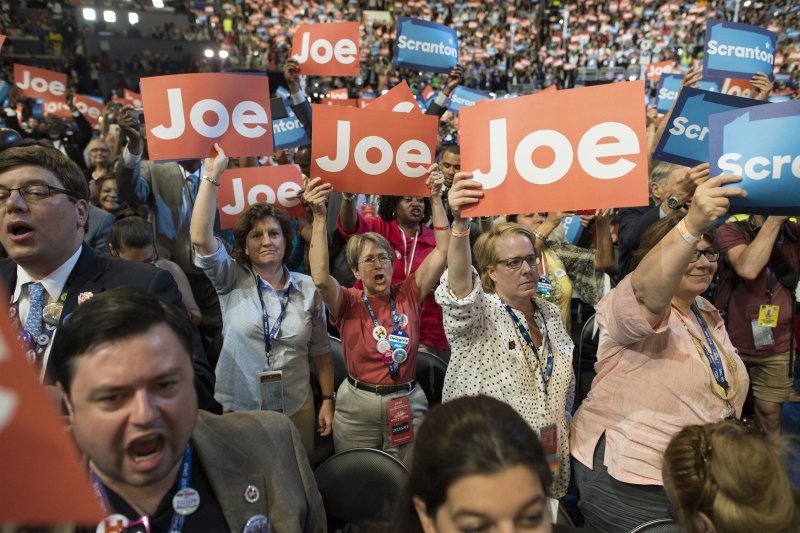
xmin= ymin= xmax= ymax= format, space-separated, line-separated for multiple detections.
xmin=445 ymin=172 xmax=484 ymax=298
xmin=189 ymin=143 xmax=228 ymax=256
xmin=284 ymin=58 xmax=313 ymax=134
xmin=724 ymin=216 xmax=789 ymax=280
xmin=338 ymin=191 xmax=359 ymax=234
xmin=304 ymin=178 xmax=345 ymax=317
xmin=631 ymin=175 xmax=747 ymax=326
xmin=414 ymin=166 xmax=449 ymax=299
xmin=593 ymin=208 xmax=614 ymax=271
xmin=115 ymin=106 xmax=151 ymax=205
xmin=751 ymin=73 xmax=773 ymax=102
xmin=426 ymin=64 xmax=462 ymax=118
xmin=531 ymin=211 xmax=570 ymax=253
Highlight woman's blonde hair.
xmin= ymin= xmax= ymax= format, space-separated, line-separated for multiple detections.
xmin=663 ymin=421 xmax=800 ymax=533
xmin=473 ymin=222 xmax=536 ymax=293
xmin=345 ymin=232 xmax=394 ymax=270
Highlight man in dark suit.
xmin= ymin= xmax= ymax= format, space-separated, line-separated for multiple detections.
xmin=617 ymin=161 xmax=692 ymax=279
xmin=53 ymin=289 xmax=324 ymax=532
xmin=0 ymin=145 xmax=215 ymax=409
xmin=84 ymin=203 xmax=113 ymax=253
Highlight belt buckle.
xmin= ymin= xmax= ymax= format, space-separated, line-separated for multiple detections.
xmin=375 ymin=384 xmax=384 ymax=395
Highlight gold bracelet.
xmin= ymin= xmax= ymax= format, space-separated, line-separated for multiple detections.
xmin=531 ymin=230 xmax=548 ymax=242
xmin=451 ymin=224 xmax=470 ymax=238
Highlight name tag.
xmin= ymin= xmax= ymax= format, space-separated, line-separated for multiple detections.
xmin=387 ymin=395 xmax=414 ymax=447
xmin=258 ymin=370 xmax=284 ymax=412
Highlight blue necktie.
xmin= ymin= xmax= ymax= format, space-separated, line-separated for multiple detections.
xmin=24 ymin=282 xmax=45 ymax=339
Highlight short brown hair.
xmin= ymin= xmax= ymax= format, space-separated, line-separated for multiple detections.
xmin=0 ymin=145 xmax=88 ymax=201
xmin=345 ymin=232 xmax=393 ymax=270
xmin=231 ymin=203 xmax=294 ymax=266
xmin=473 ymin=222 xmax=535 ymax=293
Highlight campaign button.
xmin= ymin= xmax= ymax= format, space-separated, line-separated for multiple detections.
xmin=388 ymin=331 xmax=410 ymax=349
xmin=397 ymin=313 xmax=409 ymax=327
xmin=372 ymin=325 xmax=388 ymax=341
xmin=96 ymin=514 xmax=129 ymax=533
xmin=172 ymin=487 xmax=201 ymax=516
xmin=243 ymin=514 xmax=273 ymax=533
xmin=392 ymin=348 xmax=408 ymax=364
xmin=376 ymin=339 xmax=391 ymax=353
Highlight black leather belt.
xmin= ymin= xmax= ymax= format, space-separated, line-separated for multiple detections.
xmin=347 ymin=376 xmax=416 ymax=395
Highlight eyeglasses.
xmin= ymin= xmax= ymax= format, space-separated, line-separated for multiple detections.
xmin=496 ymin=254 xmax=539 ymax=270
xmin=0 ymin=184 xmax=75 ymax=203
xmin=690 ymin=249 xmax=720 ymax=263
xmin=359 ymin=254 xmax=392 ymax=267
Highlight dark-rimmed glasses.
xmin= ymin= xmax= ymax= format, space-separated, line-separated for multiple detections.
xmin=0 ymin=184 xmax=75 ymax=203
xmin=690 ymin=249 xmax=720 ymax=263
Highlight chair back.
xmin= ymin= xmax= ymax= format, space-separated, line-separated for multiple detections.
xmin=628 ymin=518 xmax=681 ymax=533
xmin=314 ymin=448 xmax=409 ymax=528
xmin=415 ymin=350 xmax=448 ymax=406
xmin=329 ymin=335 xmax=348 ymax=391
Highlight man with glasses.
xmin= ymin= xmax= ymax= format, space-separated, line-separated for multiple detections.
xmin=53 ymin=288 xmax=324 ymax=533
xmin=715 ymin=215 xmax=800 ymax=436
xmin=0 ymin=145 xmax=215 ymax=410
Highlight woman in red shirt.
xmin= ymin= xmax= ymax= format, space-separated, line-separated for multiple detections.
xmin=304 ymin=169 xmax=449 ymax=466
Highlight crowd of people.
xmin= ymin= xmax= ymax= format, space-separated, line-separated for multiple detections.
xmin=2 ymin=0 xmax=800 ymax=532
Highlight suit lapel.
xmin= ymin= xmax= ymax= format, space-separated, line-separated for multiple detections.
xmin=0 ymin=259 xmax=17 ymax=299
xmin=192 ymin=412 xmax=271 ymax=531
xmin=59 ymin=245 xmax=106 ymax=324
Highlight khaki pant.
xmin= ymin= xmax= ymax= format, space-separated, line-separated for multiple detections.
xmin=740 ymin=352 xmax=793 ymax=403
xmin=332 ymin=380 xmax=428 ymax=468
xmin=288 ymin=390 xmax=316 ymax=455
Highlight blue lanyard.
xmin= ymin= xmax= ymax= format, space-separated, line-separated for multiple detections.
xmin=168 ymin=445 xmax=194 ymax=533
xmin=503 ymin=301 xmax=554 ymax=395
xmin=90 ymin=444 xmax=193 ymax=532
xmin=362 ymin=289 xmax=401 ymax=377
xmin=361 ymin=289 xmax=400 ymax=329
xmin=255 ymin=273 xmax=292 ymax=367
xmin=690 ymin=304 xmax=729 ymax=391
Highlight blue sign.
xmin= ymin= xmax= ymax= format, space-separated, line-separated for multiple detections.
xmin=655 ymin=74 xmax=684 ymax=114
xmin=447 ymin=86 xmax=490 ymax=113
xmin=561 ymin=216 xmax=584 ymax=244
xmin=275 ymin=86 xmax=291 ymax=99
xmin=702 ymin=19 xmax=777 ymax=80
xmin=392 ymin=17 xmax=459 ymax=74
xmin=696 ymin=79 xmax=721 ymax=92
xmin=710 ymin=100 xmax=800 ymax=214
xmin=273 ymin=99 xmax=310 ymax=149
xmin=653 ymin=87 xmax=763 ymax=167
